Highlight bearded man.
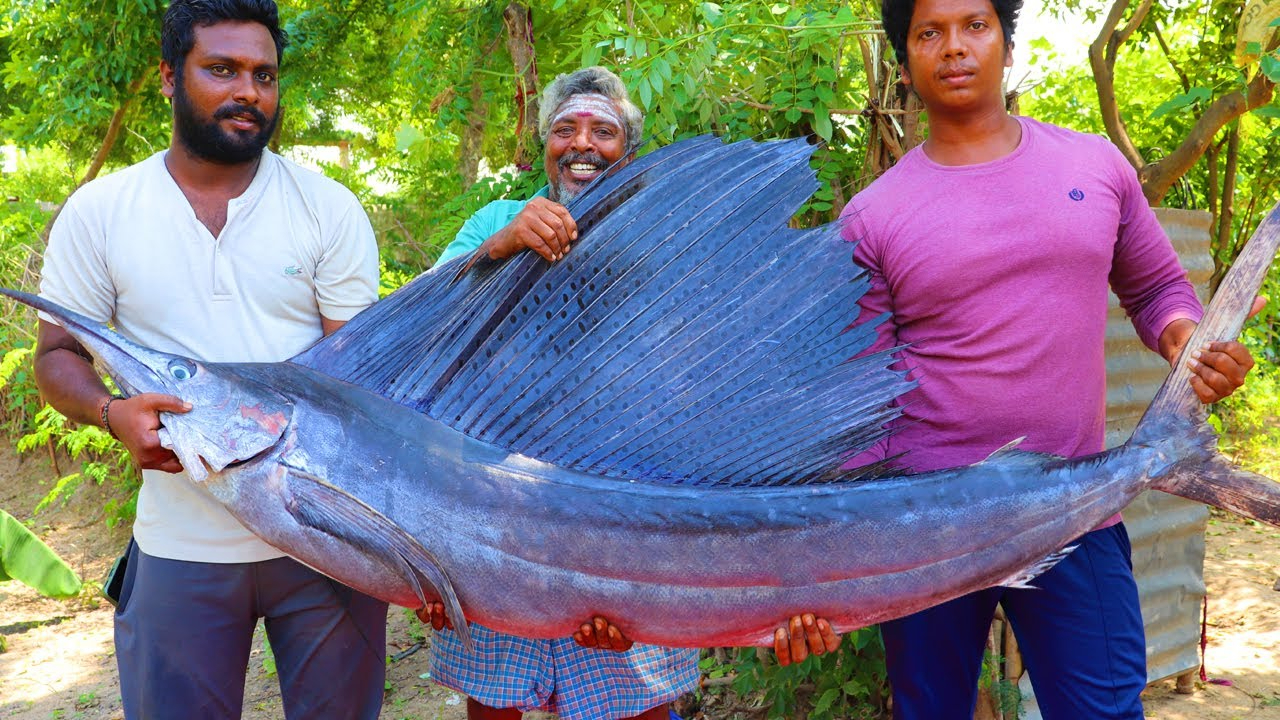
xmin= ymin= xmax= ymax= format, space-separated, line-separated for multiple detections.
xmin=33 ymin=1 xmax=384 ymax=718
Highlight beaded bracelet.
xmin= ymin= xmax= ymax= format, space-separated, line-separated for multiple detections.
xmin=100 ymin=395 xmax=122 ymax=439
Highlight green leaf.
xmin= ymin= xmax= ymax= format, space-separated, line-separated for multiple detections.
xmin=0 ymin=509 xmax=82 ymax=598
xmin=1149 ymin=87 xmax=1212 ymax=118
xmin=1252 ymin=105 xmax=1280 ymax=119
xmin=1263 ymin=55 xmax=1280 ymax=83
xmin=1270 ymin=17 xmax=1280 ymax=26
xmin=638 ymin=74 xmax=653 ymax=109
xmin=812 ymin=687 xmax=840 ymax=715
xmin=814 ymin=109 xmax=833 ymax=140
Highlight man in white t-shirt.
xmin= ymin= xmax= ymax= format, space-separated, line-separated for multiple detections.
xmin=33 ymin=1 xmax=383 ymax=718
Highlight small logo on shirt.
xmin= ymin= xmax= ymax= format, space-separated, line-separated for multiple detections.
xmin=283 ymin=265 xmax=303 ymax=276
xmin=1068 ymin=188 xmax=1085 ymax=201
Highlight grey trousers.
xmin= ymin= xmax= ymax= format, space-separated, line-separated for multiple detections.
xmin=114 ymin=541 xmax=388 ymax=720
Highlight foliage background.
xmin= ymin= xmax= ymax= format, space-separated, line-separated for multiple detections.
xmin=2 ymin=0 xmax=1279 ymax=716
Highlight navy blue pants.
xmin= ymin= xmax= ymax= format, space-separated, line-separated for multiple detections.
xmin=114 ymin=542 xmax=388 ymax=719
xmin=882 ymin=523 xmax=1146 ymax=720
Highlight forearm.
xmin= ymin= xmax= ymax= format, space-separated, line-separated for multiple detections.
xmin=33 ymin=320 xmax=113 ymax=427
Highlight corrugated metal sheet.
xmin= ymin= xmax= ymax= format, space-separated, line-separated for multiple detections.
xmin=1019 ymin=209 xmax=1213 ymax=719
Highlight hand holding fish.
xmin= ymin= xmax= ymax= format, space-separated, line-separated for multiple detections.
xmin=481 ymin=197 xmax=577 ymax=262
xmin=416 ymin=601 xmax=452 ymax=631
xmin=107 ymin=393 xmax=192 ymax=474
xmin=572 ymin=616 xmax=634 ymax=652
xmin=773 ymin=613 xmax=841 ymax=667
xmin=1159 ymin=296 xmax=1266 ymax=403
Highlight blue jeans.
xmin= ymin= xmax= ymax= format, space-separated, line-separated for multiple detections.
xmin=882 ymin=523 xmax=1146 ymax=720
xmin=114 ymin=541 xmax=388 ymax=719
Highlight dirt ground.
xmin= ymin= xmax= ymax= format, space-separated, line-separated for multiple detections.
xmin=1 ymin=446 xmax=1276 ymax=720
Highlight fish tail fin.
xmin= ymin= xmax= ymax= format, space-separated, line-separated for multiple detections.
xmin=1149 ymin=439 xmax=1280 ymax=525
xmin=1127 ymin=199 xmax=1280 ymax=527
xmin=1132 ymin=200 xmax=1280 ymax=446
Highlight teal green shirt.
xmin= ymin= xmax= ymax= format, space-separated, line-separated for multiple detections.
xmin=437 ymin=186 xmax=551 ymax=265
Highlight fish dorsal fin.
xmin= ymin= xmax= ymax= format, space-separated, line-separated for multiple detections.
xmin=294 ymin=136 xmax=914 ymax=486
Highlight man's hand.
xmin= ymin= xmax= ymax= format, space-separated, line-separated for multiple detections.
xmin=481 ymin=197 xmax=578 ymax=262
xmin=416 ymin=601 xmax=452 ymax=631
xmin=1159 ymin=296 xmax=1265 ymax=404
xmin=572 ymin=615 xmax=633 ymax=652
xmin=774 ymin=613 xmax=840 ymax=667
xmin=108 ymin=393 xmax=191 ymax=473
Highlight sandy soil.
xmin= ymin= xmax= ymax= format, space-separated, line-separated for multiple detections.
xmin=1 ymin=446 xmax=1276 ymax=720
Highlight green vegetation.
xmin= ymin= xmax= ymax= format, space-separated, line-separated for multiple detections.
xmin=2 ymin=0 xmax=1279 ymax=717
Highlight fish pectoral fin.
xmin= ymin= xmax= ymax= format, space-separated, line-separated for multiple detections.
xmin=994 ymin=545 xmax=1076 ymax=589
xmin=279 ymin=464 xmax=474 ymax=651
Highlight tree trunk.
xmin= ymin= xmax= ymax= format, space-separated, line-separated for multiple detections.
xmin=503 ymin=1 xmax=540 ymax=169
xmin=39 ymin=72 xmax=149 ymax=246
xmin=1210 ymin=125 xmax=1241 ymax=293
xmin=458 ymin=76 xmax=489 ymax=188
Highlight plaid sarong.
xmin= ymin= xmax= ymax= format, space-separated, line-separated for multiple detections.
xmin=428 ymin=623 xmax=700 ymax=720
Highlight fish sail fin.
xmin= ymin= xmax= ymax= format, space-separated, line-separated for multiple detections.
xmin=995 ymin=545 xmax=1076 ymax=589
xmin=1133 ymin=200 xmax=1280 ymax=444
xmin=295 ymin=136 xmax=912 ymax=487
xmin=280 ymin=465 xmax=473 ymax=650
xmin=1153 ymin=449 xmax=1280 ymax=525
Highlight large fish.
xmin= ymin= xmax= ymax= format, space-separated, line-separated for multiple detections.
xmin=10 ymin=136 xmax=1279 ymax=650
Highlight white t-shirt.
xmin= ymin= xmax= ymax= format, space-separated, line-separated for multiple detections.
xmin=40 ymin=149 xmax=380 ymax=563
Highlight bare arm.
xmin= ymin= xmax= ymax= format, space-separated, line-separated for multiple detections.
xmin=320 ymin=316 xmax=347 ymax=337
xmin=34 ymin=320 xmax=189 ymax=472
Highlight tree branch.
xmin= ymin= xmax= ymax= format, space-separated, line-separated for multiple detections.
xmin=39 ymin=71 xmax=150 ymax=245
xmin=1152 ymin=24 xmax=1190 ymax=92
xmin=1139 ymin=72 xmax=1274 ymax=204
xmin=1090 ymin=0 xmax=1147 ymax=170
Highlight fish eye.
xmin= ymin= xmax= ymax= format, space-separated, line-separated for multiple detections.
xmin=168 ymin=359 xmax=197 ymax=381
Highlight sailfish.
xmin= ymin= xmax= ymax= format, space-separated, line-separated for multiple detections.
xmin=6 ymin=135 xmax=1279 ymax=650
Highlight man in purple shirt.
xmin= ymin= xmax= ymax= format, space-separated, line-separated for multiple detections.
xmin=827 ymin=0 xmax=1260 ymax=716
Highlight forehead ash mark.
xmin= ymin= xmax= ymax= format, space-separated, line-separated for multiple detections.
xmin=550 ymin=93 xmax=624 ymax=131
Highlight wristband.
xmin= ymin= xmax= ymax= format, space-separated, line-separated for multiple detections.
xmin=100 ymin=395 xmax=123 ymax=439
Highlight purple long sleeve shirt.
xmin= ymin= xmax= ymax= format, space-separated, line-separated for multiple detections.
xmin=840 ymin=117 xmax=1202 ymax=484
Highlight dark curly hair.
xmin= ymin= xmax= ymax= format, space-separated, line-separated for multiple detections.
xmin=880 ymin=0 xmax=1021 ymax=65
xmin=162 ymin=0 xmax=288 ymax=72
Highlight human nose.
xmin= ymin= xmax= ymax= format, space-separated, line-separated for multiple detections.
xmin=941 ymin=28 xmax=967 ymax=58
xmin=570 ymin=126 xmax=596 ymax=152
xmin=232 ymin=73 xmax=259 ymax=106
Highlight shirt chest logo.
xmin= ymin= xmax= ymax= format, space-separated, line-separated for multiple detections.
xmin=283 ymin=265 xmax=304 ymax=276
xmin=1069 ymin=188 xmax=1086 ymax=202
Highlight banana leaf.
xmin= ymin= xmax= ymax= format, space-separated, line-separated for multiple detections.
xmin=0 ymin=508 xmax=81 ymax=598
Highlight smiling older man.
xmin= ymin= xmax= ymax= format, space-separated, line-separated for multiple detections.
xmin=436 ymin=67 xmax=642 ymax=267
